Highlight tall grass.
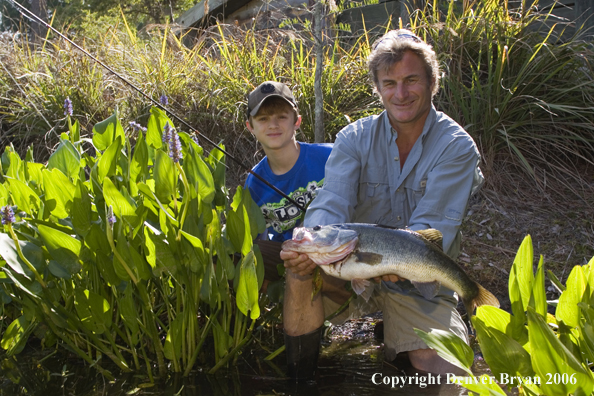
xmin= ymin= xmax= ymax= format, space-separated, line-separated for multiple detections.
xmin=1 ymin=0 xmax=593 ymax=193
xmin=412 ymin=0 xmax=594 ymax=194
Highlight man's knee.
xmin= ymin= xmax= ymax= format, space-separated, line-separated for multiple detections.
xmin=408 ymin=348 xmax=465 ymax=376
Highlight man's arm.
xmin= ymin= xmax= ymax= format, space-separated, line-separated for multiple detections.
xmin=303 ymin=132 xmax=361 ymax=228
xmin=408 ymin=142 xmax=483 ymax=258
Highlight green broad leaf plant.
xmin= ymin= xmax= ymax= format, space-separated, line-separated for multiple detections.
xmin=0 ymin=107 xmax=266 ymax=380
xmin=416 ymin=236 xmax=594 ymax=396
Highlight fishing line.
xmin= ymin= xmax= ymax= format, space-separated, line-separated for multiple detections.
xmin=7 ymin=0 xmax=306 ymax=212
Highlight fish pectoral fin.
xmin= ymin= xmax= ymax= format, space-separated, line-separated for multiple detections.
xmin=415 ymin=229 xmax=443 ymax=246
xmin=351 ymin=278 xmax=372 ymax=301
xmin=354 ymin=252 xmax=383 ymax=265
xmin=411 ymin=280 xmax=441 ymax=300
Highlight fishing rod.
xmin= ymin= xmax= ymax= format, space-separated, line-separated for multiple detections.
xmin=7 ymin=0 xmax=307 ymax=213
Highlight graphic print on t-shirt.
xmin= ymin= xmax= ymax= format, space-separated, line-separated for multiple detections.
xmin=260 ymin=180 xmax=323 ymax=233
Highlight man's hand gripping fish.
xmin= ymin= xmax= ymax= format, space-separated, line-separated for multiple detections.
xmin=281 ymin=223 xmax=499 ymax=314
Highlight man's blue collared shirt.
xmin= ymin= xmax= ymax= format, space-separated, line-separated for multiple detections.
xmin=304 ymin=105 xmax=484 ymax=260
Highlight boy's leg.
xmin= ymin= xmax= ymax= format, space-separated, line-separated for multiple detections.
xmin=283 ymin=270 xmax=349 ymax=381
xmin=284 ymin=270 xmax=325 ymax=336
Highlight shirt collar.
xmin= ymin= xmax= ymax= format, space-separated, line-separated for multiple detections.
xmin=385 ymin=104 xmax=438 ymax=143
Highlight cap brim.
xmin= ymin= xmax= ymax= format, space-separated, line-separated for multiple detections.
xmin=249 ymin=95 xmax=296 ymax=117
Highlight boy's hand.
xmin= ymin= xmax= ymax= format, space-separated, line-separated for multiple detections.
xmin=280 ymin=250 xmax=317 ymax=276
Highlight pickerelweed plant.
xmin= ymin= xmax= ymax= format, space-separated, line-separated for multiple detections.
xmin=416 ymin=236 xmax=594 ymax=396
xmin=0 ymin=103 xmax=267 ymax=380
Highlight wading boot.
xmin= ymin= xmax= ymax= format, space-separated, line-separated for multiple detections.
xmin=285 ymin=326 xmax=323 ymax=382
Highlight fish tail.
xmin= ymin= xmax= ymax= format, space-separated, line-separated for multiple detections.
xmin=464 ymin=283 xmax=500 ymax=314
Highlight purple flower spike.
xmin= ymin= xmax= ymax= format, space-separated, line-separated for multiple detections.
xmin=169 ymin=130 xmax=183 ymax=163
xmin=64 ymin=97 xmax=73 ymax=116
xmin=1 ymin=206 xmax=15 ymax=225
xmin=108 ymin=214 xmax=117 ymax=225
xmin=159 ymin=94 xmax=169 ymax=106
xmin=162 ymin=122 xmax=172 ymax=145
xmin=129 ymin=121 xmax=147 ymax=133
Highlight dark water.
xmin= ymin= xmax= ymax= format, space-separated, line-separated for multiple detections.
xmin=0 ymin=316 xmax=474 ymax=396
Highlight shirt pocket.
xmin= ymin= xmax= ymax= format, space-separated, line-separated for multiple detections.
xmin=357 ymin=166 xmax=391 ymax=221
xmin=404 ymin=177 xmax=427 ymax=210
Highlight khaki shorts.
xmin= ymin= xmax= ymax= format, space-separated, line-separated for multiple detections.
xmin=323 ymin=282 xmax=469 ymax=361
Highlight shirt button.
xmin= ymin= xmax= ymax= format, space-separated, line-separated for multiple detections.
xmin=394 ymin=156 xmax=399 ymax=161
xmin=397 ymin=216 xmax=401 ymax=221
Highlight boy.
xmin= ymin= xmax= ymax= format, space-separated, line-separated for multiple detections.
xmin=244 ymin=81 xmax=332 ymax=243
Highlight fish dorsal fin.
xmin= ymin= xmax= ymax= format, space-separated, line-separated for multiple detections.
xmin=415 ymin=229 xmax=443 ymax=246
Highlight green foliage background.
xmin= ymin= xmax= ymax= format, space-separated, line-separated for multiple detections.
xmin=0 ymin=0 xmax=592 ymax=192
xmin=0 ymin=107 xmax=268 ymax=378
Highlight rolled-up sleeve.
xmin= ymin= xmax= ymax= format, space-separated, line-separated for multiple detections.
xmin=304 ymin=130 xmax=361 ymax=227
xmin=408 ymin=140 xmax=483 ymax=257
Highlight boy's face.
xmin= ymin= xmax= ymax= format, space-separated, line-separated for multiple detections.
xmin=246 ymin=103 xmax=301 ymax=152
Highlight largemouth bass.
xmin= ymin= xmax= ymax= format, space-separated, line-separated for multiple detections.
xmin=281 ymin=223 xmax=499 ymax=313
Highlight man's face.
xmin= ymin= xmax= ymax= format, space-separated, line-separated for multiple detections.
xmin=246 ymin=104 xmax=301 ymax=152
xmin=376 ymin=51 xmax=435 ymax=132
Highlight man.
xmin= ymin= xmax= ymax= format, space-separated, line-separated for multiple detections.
xmin=281 ymin=29 xmax=484 ymax=381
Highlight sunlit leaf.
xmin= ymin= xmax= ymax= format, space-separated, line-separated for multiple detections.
xmin=92 ymin=111 xmax=125 ymax=151
xmin=103 ymin=177 xmax=138 ymax=227
xmin=47 ymin=140 xmax=81 ymax=181
xmin=413 ymin=328 xmax=474 ymax=375
xmin=144 ymin=227 xmax=177 ymax=276
xmin=449 ymin=375 xmax=507 ymax=396
xmin=71 ymin=180 xmax=92 ymax=236
xmin=472 ymin=316 xmax=534 ymax=378
xmin=236 ymin=251 xmax=260 ymax=319
xmin=98 ymin=136 xmax=122 ymax=181
xmin=510 ymin=235 xmax=534 ymax=312
xmin=243 ymin=189 xmax=266 ymax=237
xmin=42 ymin=168 xmax=75 ymax=219
xmin=475 ymin=305 xmax=528 ymax=346
xmin=527 ymin=307 xmax=594 ymax=396
xmin=153 ymin=150 xmax=176 ymax=205
xmin=0 ymin=233 xmax=45 ymax=279
xmin=146 ymin=107 xmax=173 ymax=149
xmin=37 ymin=224 xmax=82 ymax=275
xmin=180 ymin=230 xmax=206 ymax=273
xmin=1 ymin=316 xmax=31 ymax=355
xmin=183 ymin=143 xmax=215 ymax=204
xmin=529 ymin=255 xmax=547 ymax=319
xmin=6 ymin=150 xmax=25 ymax=181
xmin=6 ymin=178 xmax=41 ymax=215
xmin=130 ymin=132 xmax=148 ymax=189
xmin=556 ymin=265 xmax=586 ymax=328
xmin=0 ymin=183 xmax=8 ymax=207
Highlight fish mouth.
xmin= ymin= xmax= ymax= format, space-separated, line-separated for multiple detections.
xmin=282 ymin=226 xmax=359 ymax=265
xmin=308 ymin=236 xmax=359 ymax=265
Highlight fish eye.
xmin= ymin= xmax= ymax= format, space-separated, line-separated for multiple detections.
xmin=313 ymin=225 xmax=321 ymax=231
